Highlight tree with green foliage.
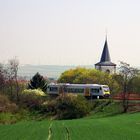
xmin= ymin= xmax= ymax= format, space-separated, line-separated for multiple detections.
xmin=28 ymin=72 xmax=48 ymax=92
xmin=58 ymin=67 xmax=121 ymax=95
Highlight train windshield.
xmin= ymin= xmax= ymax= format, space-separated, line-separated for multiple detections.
xmin=103 ymin=86 xmax=110 ymax=92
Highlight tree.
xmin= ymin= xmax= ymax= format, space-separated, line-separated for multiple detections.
xmin=28 ymin=72 xmax=48 ymax=92
xmin=128 ymin=76 xmax=140 ymax=93
xmin=119 ymin=61 xmax=139 ymax=112
xmin=58 ymin=67 xmax=120 ymax=95
xmin=7 ymin=57 xmax=19 ymax=101
xmin=0 ymin=63 xmax=6 ymax=92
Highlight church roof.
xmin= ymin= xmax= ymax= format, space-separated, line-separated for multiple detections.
xmin=100 ymin=39 xmax=110 ymax=62
xmin=95 ymin=38 xmax=116 ymax=66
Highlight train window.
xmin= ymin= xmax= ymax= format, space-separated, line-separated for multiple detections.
xmin=103 ymin=86 xmax=109 ymax=92
xmin=64 ymin=88 xmax=67 ymax=92
xmin=90 ymin=88 xmax=100 ymax=93
xmin=50 ymin=87 xmax=58 ymax=92
xmin=67 ymin=88 xmax=72 ymax=93
xmin=67 ymin=88 xmax=84 ymax=93
xmin=103 ymin=86 xmax=109 ymax=89
xmin=103 ymin=88 xmax=109 ymax=92
xmin=78 ymin=89 xmax=84 ymax=93
xmin=75 ymin=88 xmax=84 ymax=93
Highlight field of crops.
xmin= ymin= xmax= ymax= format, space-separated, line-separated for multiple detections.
xmin=0 ymin=113 xmax=140 ymax=140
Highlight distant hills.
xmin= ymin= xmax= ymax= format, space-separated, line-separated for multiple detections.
xmin=18 ymin=65 xmax=94 ymax=80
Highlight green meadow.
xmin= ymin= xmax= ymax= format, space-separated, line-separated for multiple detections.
xmin=0 ymin=113 xmax=140 ymax=140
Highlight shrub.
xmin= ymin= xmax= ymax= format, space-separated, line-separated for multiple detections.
xmin=22 ymin=89 xmax=46 ymax=96
xmin=0 ymin=94 xmax=18 ymax=113
xmin=0 ymin=113 xmax=17 ymax=124
xmin=19 ymin=89 xmax=46 ymax=110
xmin=42 ymin=94 xmax=91 ymax=119
xmin=45 ymin=94 xmax=91 ymax=119
xmin=41 ymin=100 xmax=57 ymax=115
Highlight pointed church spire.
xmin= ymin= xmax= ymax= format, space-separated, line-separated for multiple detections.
xmin=95 ymin=35 xmax=116 ymax=74
xmin=100 ymin=37 xmax=111 ymax=62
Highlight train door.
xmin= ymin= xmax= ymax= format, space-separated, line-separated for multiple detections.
xmin=84 ymin=87 xmax=90 ymax=97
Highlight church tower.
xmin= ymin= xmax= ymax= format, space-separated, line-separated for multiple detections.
xmin=95 ymin=37 xmax=116 ymax=74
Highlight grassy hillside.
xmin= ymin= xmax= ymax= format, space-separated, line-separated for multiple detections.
xmin=0 ymin=113 xmax=140 ymax=140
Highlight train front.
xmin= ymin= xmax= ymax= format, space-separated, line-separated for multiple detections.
xmin=102 ymin=85 xmax=110 ymax=98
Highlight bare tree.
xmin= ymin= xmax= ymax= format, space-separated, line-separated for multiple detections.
xmin=119 ymin=61 xmax=139 ymax=112
xmin=7 ymin=57 xmax=19 ymax=101
xmin=0 ymin=63 xmax=6 ymax=93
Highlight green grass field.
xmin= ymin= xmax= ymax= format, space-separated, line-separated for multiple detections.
xmin=0 ymin=113 xmax=140 ymax=140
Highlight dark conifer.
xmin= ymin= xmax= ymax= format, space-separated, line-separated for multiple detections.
xmin=28 ymin=72 xmax=48 ymax=92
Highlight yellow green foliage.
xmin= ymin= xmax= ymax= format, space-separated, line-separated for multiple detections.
xmin=58 ymin=67 xmax=121 ymax=94
xmin=20 ymin=89 xmax=46 ymax=110
xmin=22 ymin=89 xmax=46 ymax=96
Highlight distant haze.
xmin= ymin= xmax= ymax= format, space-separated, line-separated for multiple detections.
xmin=18 ymin=65 xmax=94 ymax=79
xmin=0 ymin=0 xmax=140 ymax=66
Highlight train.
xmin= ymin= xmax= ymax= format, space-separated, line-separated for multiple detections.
xmin=47 ymin=83 xmax=110 ymax=98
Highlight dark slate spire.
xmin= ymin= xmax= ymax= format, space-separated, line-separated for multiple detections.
xmin=100 ymin=38 xmax=111 ymax=62
xmin=95 ymin=37 xmax=116 ymax=66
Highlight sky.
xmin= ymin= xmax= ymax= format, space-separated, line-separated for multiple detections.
xmin=0 ymin=0 xmax=140 ymax=66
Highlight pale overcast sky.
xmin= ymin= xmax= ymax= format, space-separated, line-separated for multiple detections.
xmin=0 ymin=0 xmax=140 ymax=66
